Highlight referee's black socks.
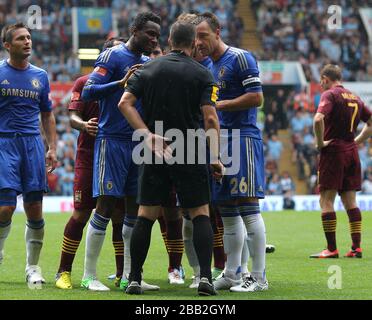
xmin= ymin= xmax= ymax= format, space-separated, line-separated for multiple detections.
xmin=129 ymin=216 xmax=155 ymax=283
xmin=192 ymin=215 xmax=213 ymax=283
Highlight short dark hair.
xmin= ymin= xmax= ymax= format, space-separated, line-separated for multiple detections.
xmin=102 ymin=37 xmax=125 ymax=51
xmin=194 ymin=12 xmax=220 ymax=31
xmin=130 ymin=12 xmax=161 ymax=34
xmin=1 ymin=22 xmax=31 ymax=43
xmin=320 ymin=64 xmax=342 ymax=81
xmin=169 ymin=21 xmax=196 ymax=49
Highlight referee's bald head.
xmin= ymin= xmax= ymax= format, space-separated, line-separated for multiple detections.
xmin=169 ymin=21 xmax=196 ymax=50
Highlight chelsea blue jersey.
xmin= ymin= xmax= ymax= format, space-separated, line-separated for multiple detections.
xmin=0 ymin=60 xmax=52 ymax=135
xmin=84 ymin=43 xmax=150 ymax=140
xmin=200 ymin=56 xmax=213 ymax=69
xmin=211 ymin=47 xmax=262 ymax=139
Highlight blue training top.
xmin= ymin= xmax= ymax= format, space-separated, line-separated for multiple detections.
xmin=0 ymin=60 xmax=52 ymax=135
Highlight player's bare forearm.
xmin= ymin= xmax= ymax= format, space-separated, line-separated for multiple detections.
xmin=69 ymin=110 xmax=85 ymax=131
xmin=313 ymin=112 xmax=325 ymax=149
xmin=355 ymin=117 xmax=372 ymax=145
xmin=41 ymin=111 xmax=58 ymax=172
xmin=216 ymin=92 xmax=263 ymax=112
xmin=41 ymin=111 xmax=57 ymax=151
xmin=201 ymin=104 xmax=224 ymax=180
xmin=118 ymin=91 xmax=149 ymax=135
xmin=202 ymin=104 xmax=220 ymax=162
xmin=69 ymin=111 xmax=98 ymax=136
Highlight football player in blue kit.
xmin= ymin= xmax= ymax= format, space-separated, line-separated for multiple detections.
xmin=195 ymin=12 xmax=268 ymax=292
xmin=0 ymin=23 xmax=57 ymax=289
xmin=80 ymin=12 xmax=161 ymax=292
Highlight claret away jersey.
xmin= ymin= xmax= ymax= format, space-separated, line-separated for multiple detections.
xmin=318 ymin=85 xmax=371 ymax=152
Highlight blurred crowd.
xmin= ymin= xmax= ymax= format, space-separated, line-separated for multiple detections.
xmin=1 ymin=0 xmax=371 ymax=196
xmin=251 ymin=0 xmax=372 ymax=82
xmin=261 ymin=87 xmax=372 ymax=196
xmin=0 ymin=0 xmax=243 ymax=82
xmin=46 ymin=106 xmax=79 ymax=196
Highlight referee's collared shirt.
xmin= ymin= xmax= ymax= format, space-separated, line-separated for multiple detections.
xmin=125 ymin=50 xmax=218 ymax=133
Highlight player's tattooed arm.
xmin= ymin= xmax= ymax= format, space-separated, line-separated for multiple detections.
xmin=69 ymin=110 xmax=98 ymax=136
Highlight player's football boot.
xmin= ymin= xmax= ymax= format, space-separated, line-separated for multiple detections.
xmin=266 ymin=244 xmax=276 ymax=253
xmin=213 ymin=272 xmax=242 ymax=290
xmin=26 ymin=265 xmax=46 ymax=289
xmin=230 ymin=275 xmax=269 ymax=292
xmin=198 ymin=277 xmax=217 ymax=296
xmin=212 ymin=267 xmax=223 ymax=280
xmin=168 ymin=268 xmax=185 ymax=285
xmin=114 ymin=276 xmax=121 ymax=287
xmin=107 ymin=274 xmax=123 ymax=287
xmin=344 ymin=247 xmax=362 ymax=258
xmin=81 ymin=276 xmax=110 ymax=291
xmin=189 ymin=275 xmax=200 ymax=289
xmin=126 ymin=281 xmax=143 ymax=295
xmin=119 ymin=277 xmax=129 ymax=290
xmin=55 ymin=271 xmax=72 ymax=289
xmin=120 ymin=276 xmax=159 ymax=291
xmin=309 ymin=249 xmax=339 ymax=258
xmin=141 ymin=280 xmax=160 ymax=291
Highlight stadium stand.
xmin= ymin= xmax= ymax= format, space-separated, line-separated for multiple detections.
xmin=0 ymin=0 xmax=242 ymax=195
xmin=251 ymin=0 xmax=372 ymax=82
xmin=0 ymin=0 xmax=370 ymax=196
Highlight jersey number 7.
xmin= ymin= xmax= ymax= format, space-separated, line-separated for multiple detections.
xmin=347 ymin=102 xmax=358 ymax=133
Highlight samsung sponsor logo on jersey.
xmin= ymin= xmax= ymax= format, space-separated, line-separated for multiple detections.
xmin=242 ymin=77 xmax=261 ymax=87
xmin=1 ymin=88 xmax=40 ymax=100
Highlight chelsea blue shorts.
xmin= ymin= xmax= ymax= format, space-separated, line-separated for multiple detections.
xmin=213 ymin=135 xmax=265 ymax=201
xmin=93 ymin=138 xmax=138 ymax=198
xmin=0 ymin=134 xmax=46 ymax=204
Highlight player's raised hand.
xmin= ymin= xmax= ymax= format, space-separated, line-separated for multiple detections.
xmin=46 ymin=149 xmax=57 ymax=173
xmin=119 ymin=64 xmax=143 ymax=88
xmin=145 ymin=133 xmax=173 ymax=160
xmin=85 ymin=117 xmax=99 ymax=136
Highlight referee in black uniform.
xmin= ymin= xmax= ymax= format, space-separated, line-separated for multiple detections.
xmin=118 ymin=21 xmax=222 ymax=296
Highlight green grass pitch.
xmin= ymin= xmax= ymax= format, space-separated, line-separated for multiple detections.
xmin=1 ymin=210 xmax=372 ymax=300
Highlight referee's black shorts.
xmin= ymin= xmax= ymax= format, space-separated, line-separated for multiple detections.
xmin=137 ymin=163 xmax=210 ymax=209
